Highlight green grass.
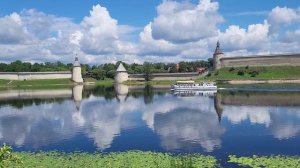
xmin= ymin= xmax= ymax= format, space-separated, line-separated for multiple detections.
xmin=0 ymin=78 xmax=114 ymax=89
xmin=94 ymin=78 xmax=114 ymax=86
xmin=228 ymin=155 xmax=300 ymax=168
xmin=201 ymin=66 xmax=300 ymax=81
xmin=124 ymin=80 xmax=177 ymax=86
xmin=0 ymin=78 xmax=73 ymax=86
xmin=8 ymin=151 xmax=218 ymax=168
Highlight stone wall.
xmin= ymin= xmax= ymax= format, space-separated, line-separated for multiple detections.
xmin=219 ymin=54 xmax=300 ymax=68
xmin=129 ymin=72 xmax=200 ymax=81
xmin=0 ymin=72 xmax=71 ymax=80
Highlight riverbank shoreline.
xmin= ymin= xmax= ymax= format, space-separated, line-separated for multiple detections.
xmin=1 ymin=77 xmax=299 ymax=90
xmin=224 ymin=79 xmax=300 ymax=84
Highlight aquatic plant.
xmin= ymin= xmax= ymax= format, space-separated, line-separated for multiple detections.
xmin=12 ymin=151 xmax=218 ymax=168
xmin=228 ymin=155 xmax=300 ymax=168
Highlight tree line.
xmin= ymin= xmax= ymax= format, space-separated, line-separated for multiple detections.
xmin=0 ymin=59 xmax=213 ymax=80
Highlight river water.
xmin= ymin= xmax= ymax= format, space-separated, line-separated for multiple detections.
xmin=0 ymin=85 xmax=300 ymax=162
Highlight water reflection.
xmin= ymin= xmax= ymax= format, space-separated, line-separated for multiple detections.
xmin=218 ymin=91 xmax=300 ymax=140
xmin=0 ymin=86 xmax=299 ymax=155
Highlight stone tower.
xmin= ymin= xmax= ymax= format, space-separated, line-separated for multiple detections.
xmin=213 ymin=41 xmax=223 ymax=70
xmin=72 ymin=57 xmax=83 ymax=83
xmin=115 ymin=63 xmax=128 ymax=83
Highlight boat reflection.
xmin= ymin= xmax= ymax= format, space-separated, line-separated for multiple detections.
xmin=173 ymin=90 xmax=217 ymax=97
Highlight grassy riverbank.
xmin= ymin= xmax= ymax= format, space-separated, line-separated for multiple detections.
xmin=0 ymin=78 xmax=73 ymax=87
xmin=0 ymin=78 xmax=114 ymax=89
xmin=125 ymin=80 xmax=177 ymax=86
xmin=1 ymin=65 xmax=300 ymax=88
xmin=204 ymin=66 xmax=300 ymax=80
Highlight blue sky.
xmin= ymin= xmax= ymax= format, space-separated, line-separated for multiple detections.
xmin=0 ymin=0 xmax=300 ymax=64
xmin=1 ymin=0 xmax=299 ymax=27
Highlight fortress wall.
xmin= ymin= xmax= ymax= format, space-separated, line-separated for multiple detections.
xmin=0 ymin=73 xmax=19 ymax=80
xmin=0 ymin=72 xmax=71 ymax=80
xmin=128 ymin=72 xmax=199 ymax=81
xmin=220 ymin=54 xmax=300 ymax=67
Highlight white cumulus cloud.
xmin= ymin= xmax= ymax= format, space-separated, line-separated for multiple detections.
xmin=268 ymin=6 xmax=300 ymax=33
xmin=151 ymin=0 xmax=223 ymax=43
xmin=0 ymin=13 xmax=30 ymax=44
xmin=219 ymin=21 xmax=270 ymax=54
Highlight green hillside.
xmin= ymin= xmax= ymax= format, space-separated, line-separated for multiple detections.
xmin=204 ymin=66 xmax=300 ymax=80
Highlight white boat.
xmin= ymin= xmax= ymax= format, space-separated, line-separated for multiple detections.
xmin=171 ymin=81 xmax=217 ymax=91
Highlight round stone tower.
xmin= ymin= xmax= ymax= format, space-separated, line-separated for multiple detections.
xmin=72 ymin=57 xmax=83 ymax=83
xmin=213 ymin=41 xmax=223 ymax=70
xmin=115 ymin=63 xmax=128 ymax=83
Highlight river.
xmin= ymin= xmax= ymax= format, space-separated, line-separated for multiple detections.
xmin=0 ymin=85 xmax=300 ymax=163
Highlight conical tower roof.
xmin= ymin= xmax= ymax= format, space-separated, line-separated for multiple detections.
xmin=116 ymin=63 xmax=127 ymax=72
xmin=214 ymin=41 xmax=223 ymax=55
xmin=73 ymin=56 xmax=81 ymax=67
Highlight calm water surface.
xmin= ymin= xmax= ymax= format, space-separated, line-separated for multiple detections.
xmin=1 ymin=85 xmax=300 ymax=161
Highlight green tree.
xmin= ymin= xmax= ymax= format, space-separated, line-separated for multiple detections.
xmin=179 ymin=61 xmax=188 ymax=72
xmin=91 ymin=68 xmax=106 ymax=80
xmin=207 ymin=58 xmax=214 ymax=68
xmin=106 ymin=70 xmax=116 ymax=79
xmin=143 ymin=62 xmax=153 ymax=81
xmin=0 ymin=63 xmax=8 ymax=72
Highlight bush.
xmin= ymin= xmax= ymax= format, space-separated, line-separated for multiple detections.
xmin=229 ymin=67 xmax=235 ymax=72
xmin=0 ymin=144 xmax=22 ymax=168
xmin=249 ymin=71 xmax=259 ymax=77
xmin=106 ymin=70 xmax=116 ymax=79
xmin=214 ymin=71 xmax=219 ymax=76
xmin=237 ymin=70 xmax=244 ymax=76
xmin=206 ymin=73 xmax=211 ymax=77
xmin=245 ymin=65 xmax=249 ymax=69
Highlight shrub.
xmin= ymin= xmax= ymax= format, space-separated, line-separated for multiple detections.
xmin=0 ymin=144 xmax=22 ymax=168
xmin=249 ymin=71 xmax=259 ymax=77
xmin=206 ymin=73 xmax=211 ymax=77
xmin=229 ymin=67 xmax=235 ymax=72
xmin=245 ymin=65 xmax=249 ymax=69
xmin=237 ymin=70 xmax=244 ymax=76
xmin=214 ymin=71 xmax=219 ymax=76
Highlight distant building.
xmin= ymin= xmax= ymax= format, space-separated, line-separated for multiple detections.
xmin=196 ymin=67 xmax=207 ymax=73
xmin=72 ymin=57 xmax=83 ymax=83
xmin=115 ymin=63 xmax=129 ymax=83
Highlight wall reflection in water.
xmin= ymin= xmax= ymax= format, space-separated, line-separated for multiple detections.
xmin=0 ymin=86 xmax=299 ymax=154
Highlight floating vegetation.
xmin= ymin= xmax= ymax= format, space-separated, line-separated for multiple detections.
xmin=228 ymin=155 xmax=300 ymax=168
xmin=2 ymin=142 xmax=300 ymax=168
xmin=11 ymin=151 xmax=218 ymax=168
